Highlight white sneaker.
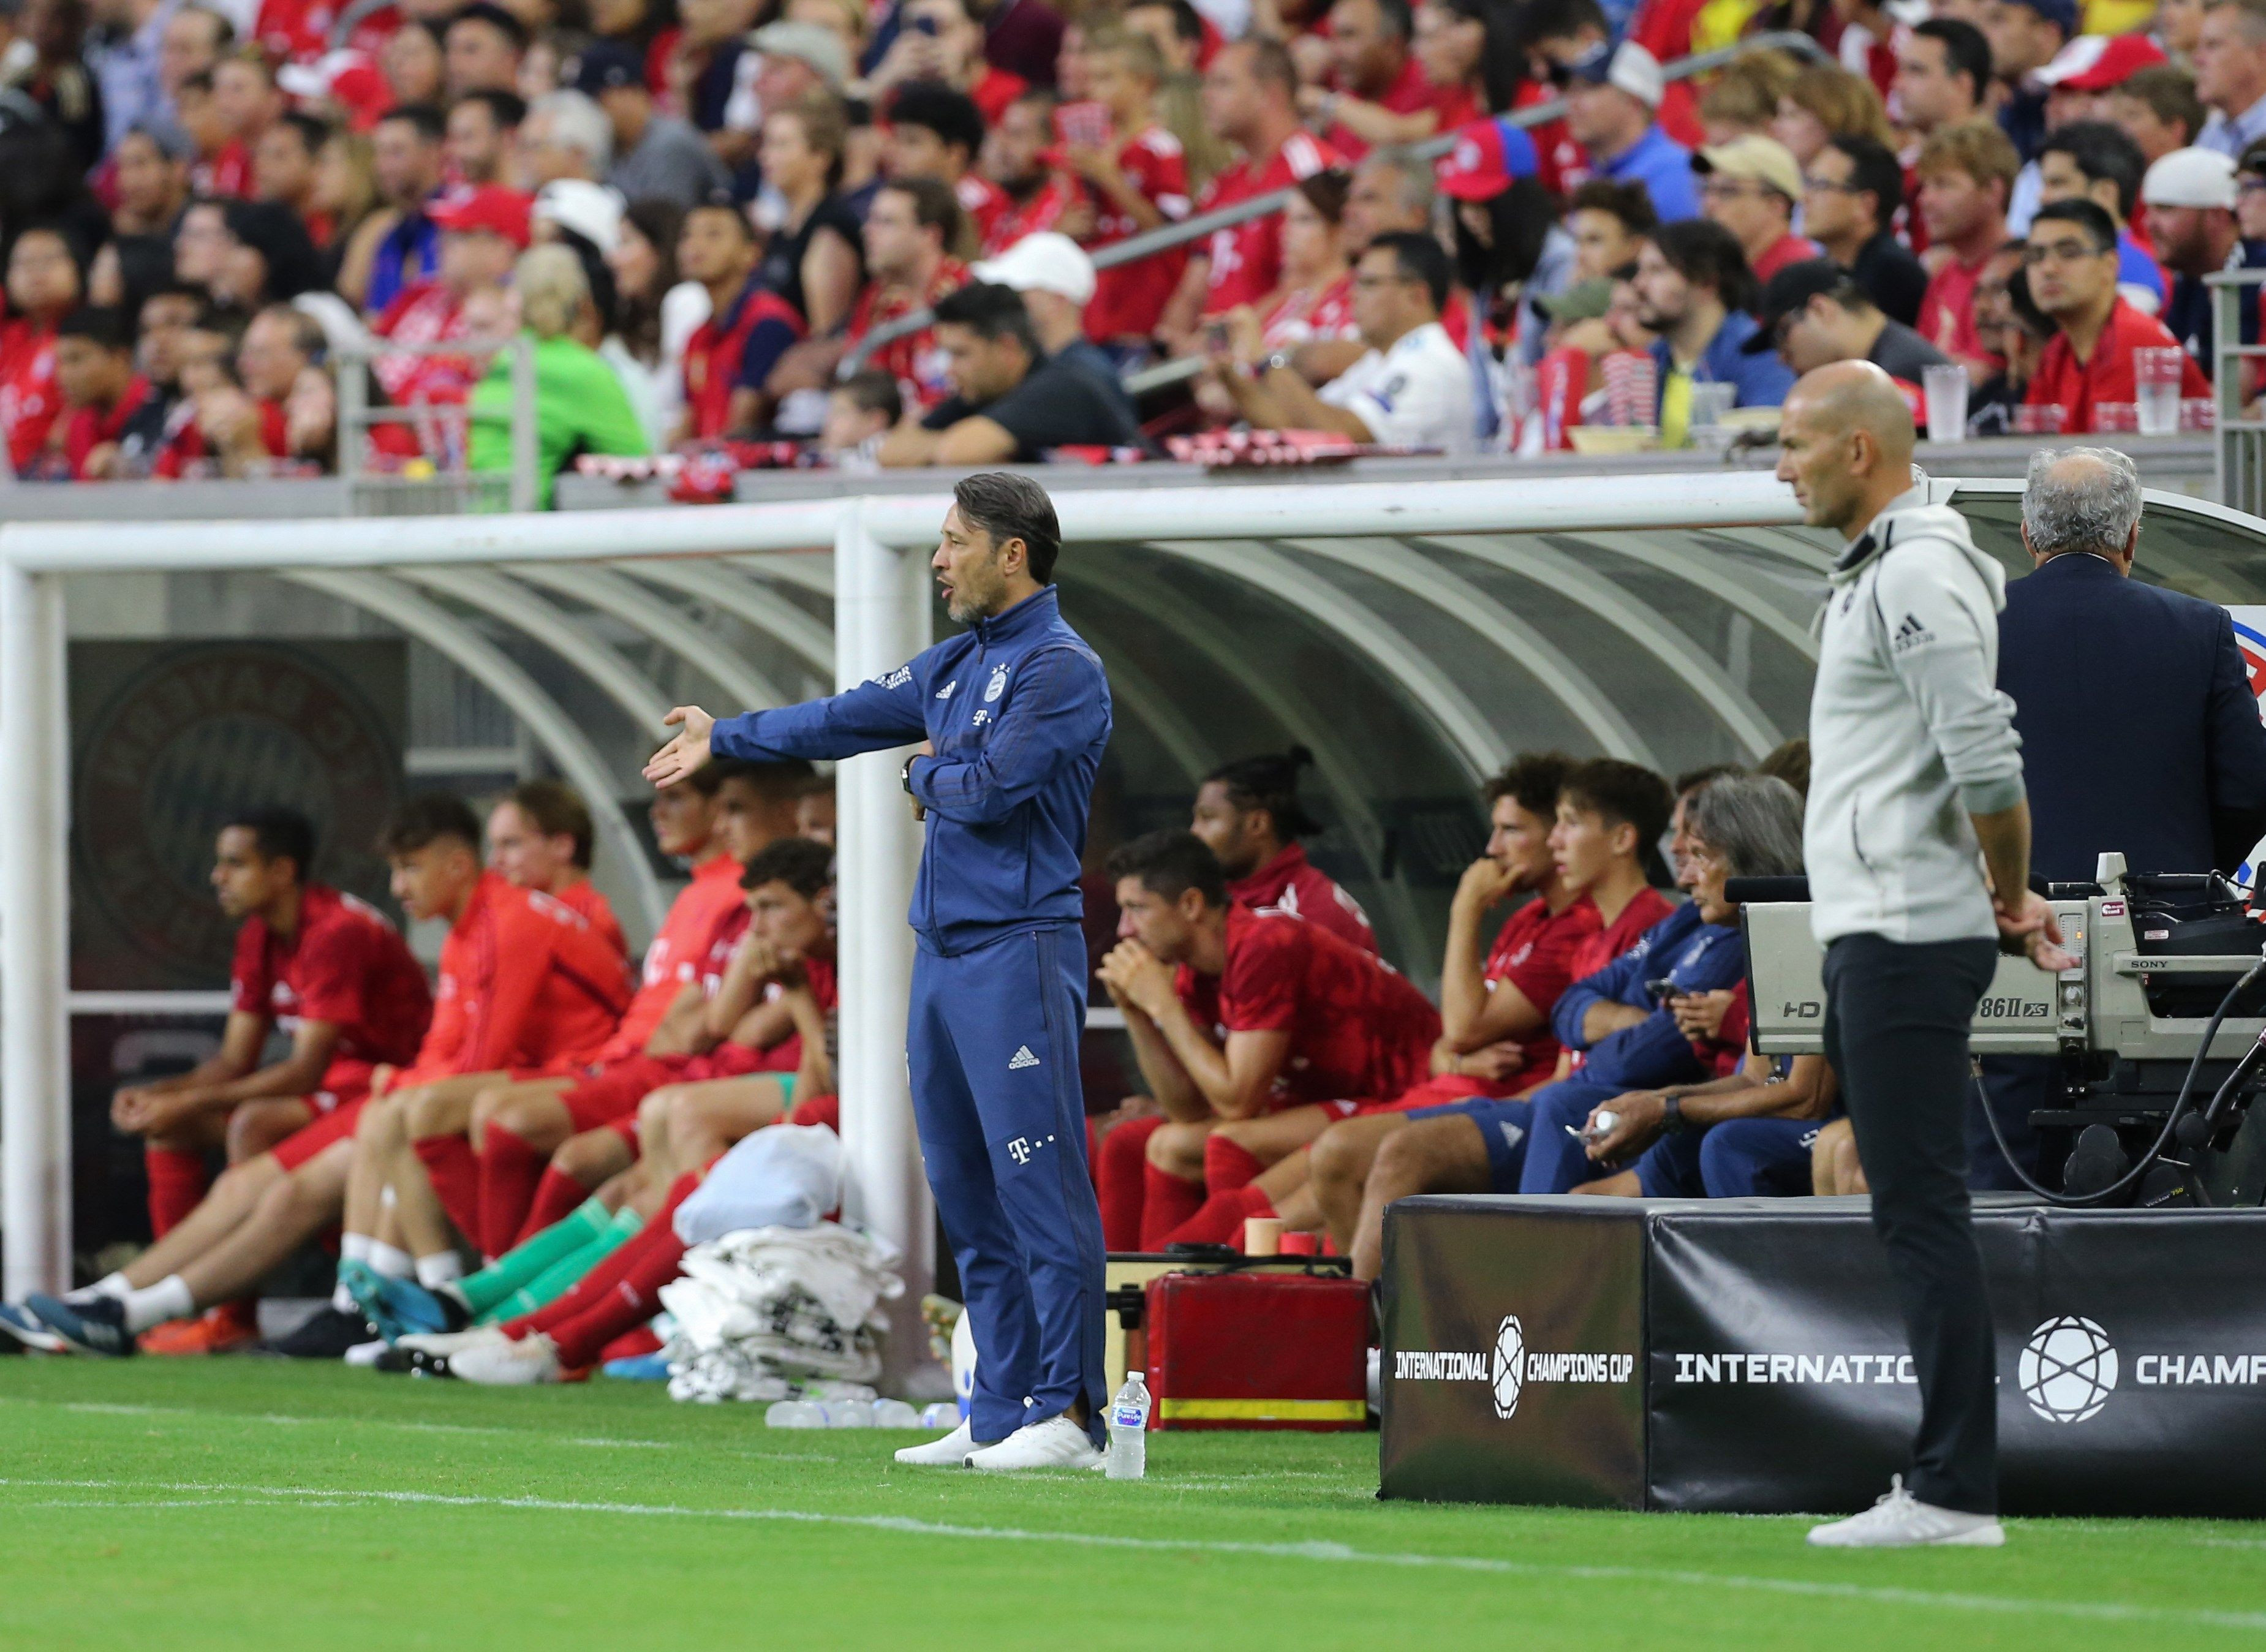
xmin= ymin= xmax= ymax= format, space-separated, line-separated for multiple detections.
xmin=965 ymin=1414 xmax=1105 ymax=1473
xmin=894 ymin=1419 xmax=984 ymax=1466
xmin=1807 ymin=1477 xmax=2006 ymax=1548
xmin=344 ymin=1338 xmax=389 ymax=1368
xmin=398 ymin=1326 xmax=508 ymax=1356
xmin=450 ymin=1333 xmax=562 ymax=1387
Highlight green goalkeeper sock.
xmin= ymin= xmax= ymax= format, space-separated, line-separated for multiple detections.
xmin=455 ymin=1198 xmax=614 ymax=1319
xmin=482 ymin=1204 xmax=645 ymax=1323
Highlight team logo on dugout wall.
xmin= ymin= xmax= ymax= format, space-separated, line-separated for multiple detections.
xmin=2020 ymin=1316 xmax=2119 ymax=1424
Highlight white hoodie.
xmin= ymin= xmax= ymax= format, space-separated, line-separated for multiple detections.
xmin=1805 ymin=486 xmax=2028 ymax=946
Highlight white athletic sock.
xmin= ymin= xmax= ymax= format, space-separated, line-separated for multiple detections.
xmin=368 ymin=1242 xmax=415 ymax=1281
xmin=122 ymin=1275 xmax=194 ymax=1333
xmin=341 ymin=1233 xmax=373 ymax=1267
xmin=415 ymin=1251 xmax=464 ymax=1289
xmin=68 ymin=1271 xmax=133 ymax=1305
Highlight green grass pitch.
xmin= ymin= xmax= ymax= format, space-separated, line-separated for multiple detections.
xmin=2 ymin=1355 xmax=2262 ymax=1650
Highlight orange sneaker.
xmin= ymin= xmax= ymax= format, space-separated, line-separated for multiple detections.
xmin=138 ymin=1306 xmax=259 ymax=1356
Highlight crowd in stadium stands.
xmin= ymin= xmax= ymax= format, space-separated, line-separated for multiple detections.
xmin=0 ymin=0 xmax=2260 ymax=491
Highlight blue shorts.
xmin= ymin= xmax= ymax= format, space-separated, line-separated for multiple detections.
xmin=1634 ymin=1116 xmax=1824 ymax=1198
xmin=1407 ymin=1096 xmax=1536 ymax=1192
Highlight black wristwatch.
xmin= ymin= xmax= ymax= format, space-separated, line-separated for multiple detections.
xmin=1661 ymin=1092 xmax=1686 ymax=1134
xmin=900 ymin=753 xmax=921 ymax=795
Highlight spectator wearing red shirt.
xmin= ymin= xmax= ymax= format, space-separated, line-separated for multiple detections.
xmin=1065 ymin=27 xmax=1191 ymax=346
xmin=977 ymin=88 xmax=1081 ymax=255
xmin=254 ymin=112 xmax=336 ymax=249
xmin=1696 ymin=133 xmax=1821 ymax=282
xmin=869 ymin=0 xmax=1028 ymax=126
xmin=175 ymin=69 xmax=252 ymax=197
xmin=1305 ymin=0 xmax=1454 ymax=161
xmin=885 ymin=81 xmax=1007 ymax=252
xmin=371 ymin=183 xmax=529 ymax=409
xmin=1189 ymin=746 xmax=1377 ymax=954
xmin=1159 ymin=38 xmax=1337 ymax=344
xmin=1255 ymin=170 xmax=1356 ymax=346
xmin=2024 ymin=196 xmax=2210 ymax=431
xmin=673 ymin=198 xmax=806 ymax=441
xmin=1097 ymin=831 xmax=1440 ymax=1249
xmin=1915 ymin=118 xmax=2021 ymax=380
xmin=0 ymin=225 xmax=83 ymax=473
xmin=213 ymin=50 xmax=282 ymax=167
xmin=849 ymin=177 xmax=970 ymax=410
xmin=28 ymin=305 xmax=146 ymax=480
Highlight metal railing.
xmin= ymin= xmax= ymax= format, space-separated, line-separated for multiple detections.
xmin=2211 ymin=268 xmax=2266 ymax=518
xmin=334 ymin=332 xmax=541 ymax=514
xmin=842 ymin=29 xmax=1831 ymax=374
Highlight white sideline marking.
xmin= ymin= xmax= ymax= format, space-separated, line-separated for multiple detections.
xmin=4 ymin=1476 xmax=2264 ymax=1634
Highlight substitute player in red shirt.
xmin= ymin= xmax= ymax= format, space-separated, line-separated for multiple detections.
xmin=20 ymin=795 xmax=630 ymax=1361
xmin=1190 ymin=746 xmax=1376 ymax=954
xmin=1096 ymin=831 xmax=1438 ymax=1249
xmin=1159 ymin=39 xmax=1339 ymax=344
xmin=483 ymin=778 xmax=627 ymax=959
xmin=103 ymin=808 xmax=429 ymax=1354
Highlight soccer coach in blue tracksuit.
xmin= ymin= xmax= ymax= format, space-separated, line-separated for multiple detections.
xmin=643 ymin=473 xmax=1112 ymax=1473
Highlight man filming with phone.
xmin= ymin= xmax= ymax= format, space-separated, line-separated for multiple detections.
xmin=1778 ymin=361 xmax=2074 ymax=1552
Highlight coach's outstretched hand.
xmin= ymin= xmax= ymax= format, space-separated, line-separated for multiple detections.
xmin=645 ymin=706 xmax=717 ymax=786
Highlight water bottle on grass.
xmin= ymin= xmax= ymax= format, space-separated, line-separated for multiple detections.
xmin=1105 ymin=1371 xmax=1150 ymax=1480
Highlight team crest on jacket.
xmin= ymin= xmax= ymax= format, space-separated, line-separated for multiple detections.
xmin=984 ymin=663 xmax=1010 ymax=702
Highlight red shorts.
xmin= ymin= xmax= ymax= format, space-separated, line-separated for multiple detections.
xmin=1355 ymin=1074 xmax=1492 ymax=1117
xmin=561 ymin=1052 xmax=690 ymax=1133
xmin=273 ymin=1095 xmax=367 ymax=1171
xmin=312 ymin=1058 xmax=376 ymax=1114
xmin=788 ymin=1092 xmax=839 ymax=1131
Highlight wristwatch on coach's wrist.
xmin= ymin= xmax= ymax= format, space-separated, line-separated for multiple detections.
xmin=900 ymin=753 xmax=920 ymax=795
xmin=1660 ymin=1092 xmax=1686 ymax=1134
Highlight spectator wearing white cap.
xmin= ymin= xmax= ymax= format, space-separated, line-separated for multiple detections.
xmin=970 ymin=230 xmax=1138 ymax=428
xmin=2145 ymin=141 xmax=2262 ymax=360
xmin=1562 ymin=40 xmax=1698 ymax=223
xmin=1694 ymin=134 xmax=1820 ymax=282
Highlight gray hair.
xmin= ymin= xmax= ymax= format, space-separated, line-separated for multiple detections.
xmin=2022 ymin=445 xmax=2142 ymax=560
xmin=526 ymin=91 xmax=612 ymax=173
xmin=1360 ymin=145 xmax=1437 ymax=219
xmin=1685 ymin=774 xmax=1806 ymax=880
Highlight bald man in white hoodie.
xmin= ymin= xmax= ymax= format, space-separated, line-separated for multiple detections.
xmin=1778 ymin=361 xmax=2074 ymax=1551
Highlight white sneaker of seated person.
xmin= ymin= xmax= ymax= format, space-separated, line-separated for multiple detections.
xmin=894 ymin=1418 xmax=991 ymax=1466
xmin=1807 ymin=1476 xmax=2005 ymax=1548
xmin=398 ymin=1325 xmax=508 ymax=1356
xmin=451 ymin=1332 xmax=564 ymax=1386
xmin=965 ymin=1413 xmax=1104 ymax=1473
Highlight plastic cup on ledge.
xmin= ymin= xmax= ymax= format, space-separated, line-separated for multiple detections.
xmin=1920 ymin=363 xmax=1970 ymax=443
xmin=2181 ymin=397 xmax=2216 ymax=432
xmin=2094 ymin=401 xmax=2140 ymax=434
xmin=2134 ymin=346 xmax=2184 ymax=436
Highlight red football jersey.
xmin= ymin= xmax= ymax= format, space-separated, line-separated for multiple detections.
xmin=1916 ymin=247 xmax=1996 ymax=373
xmin=599 ymin=851 xmax=749 ymax=1062
xmin=2026 ymin=298 xmax=2211 ymax=434
xmin=554 ymin=877 xmax=628 ymax=963
xmin=956 ymin=173 xmax=1011 ymax=250
xmin=1566 ymin=885 xmax=1677 ymax=984
xmin=48 ymin=377 xmax=151 ymax=479
xmin=681 ymin=277 xmax=806 ymax=439
xmin=1228 ymin=842 xmax=1376 ymax=956
xmin=230 ymin=883 xmax=432 ymax=1066
xmin=0 ymin=318 xmax=60 ymax=474
xmin=396 ymin=871 xmax=631 ymax=1085
xmin=1082 ymin=124 xmax=1190 ymax=342
xmin=1196 ymin=130 xmax=1339 ymax=315
xmin=372 ymin=281 xmax=473 ymax=404
xmin=848 ymin=255 xmax=969 ymax=411
xmin=981 ymin=173 xmax=1080 ymax=257
xmin=1259 ymin=270 xmax=1356 ymax=347
xmin=1176 ymin=905 xmax=1439 ymax=1108
xmin=690 ymin=946 xmax=839 ymax=1079
xmin=1477 ymin=892 xmax=1602 ymax=1092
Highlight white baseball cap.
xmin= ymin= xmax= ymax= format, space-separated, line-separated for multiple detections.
xmin=533 ymin=178 xmax=627 ymax=254
xmin=1569 ymin=39 xmax=1664 ymax=110
xmin=2143 ymin=145 xmax=2238 ymax=211
xmin=972 ymin=232 xmax=1097 ymax=306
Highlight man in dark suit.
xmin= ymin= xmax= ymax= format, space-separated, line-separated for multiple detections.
xmin=1977 ymin=445 xmax=2266 ymax=1187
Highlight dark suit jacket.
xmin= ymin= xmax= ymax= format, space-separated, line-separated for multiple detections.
xmin=1997 ymin=552 xmax=2266 ymax=884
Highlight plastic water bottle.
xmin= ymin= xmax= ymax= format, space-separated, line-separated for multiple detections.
xmin=1105 ymin=1371 xmax=1150 ymax=1480
xmin=821 ymin=1400 xmax=876 ymax=1427
xmin=920 ymin=1400 xmax=961 ymax=1430
xmin=765 ymin=1400 xmax=828 ymax=1428
xmin=871 ymin=1398 xmax=922 ymax=1428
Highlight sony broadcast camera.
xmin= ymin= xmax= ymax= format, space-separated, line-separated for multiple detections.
xmin=1737 ymin=856 xmax=2266 ymax=1207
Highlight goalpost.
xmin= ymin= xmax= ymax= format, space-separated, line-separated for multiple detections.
xmin=0 ymin=471 xmax=1835 ymax=1367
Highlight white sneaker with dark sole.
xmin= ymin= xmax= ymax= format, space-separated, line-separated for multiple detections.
xmin=966 ymin=1414 xmax=1105 ymax=1473
xmin=1807 ymin=1477 xmax=2006 ymax=1548
xmin=894 ymin=1419 xmax=984 ymax=1466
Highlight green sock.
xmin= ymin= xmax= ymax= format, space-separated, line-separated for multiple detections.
xmin=483 ymin=1205 xmax=644 ymax=1323
xmin=455 ymin=1198 xmax=613 ymax=1319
